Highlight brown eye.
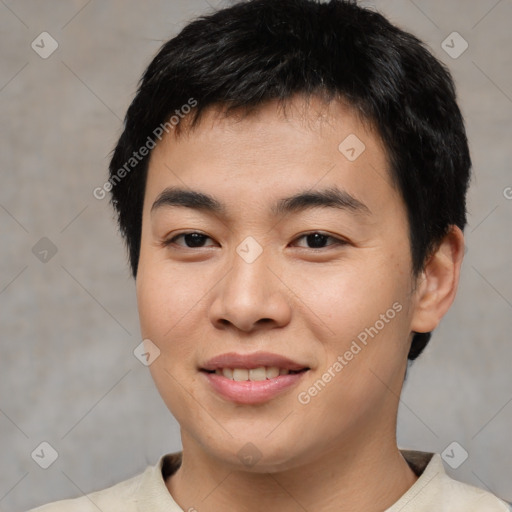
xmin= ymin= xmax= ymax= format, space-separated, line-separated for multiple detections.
xmin=293 ymin=232 xmax=346 ymax=249
xmin=165 ymin=232 xmax=216 ymax=248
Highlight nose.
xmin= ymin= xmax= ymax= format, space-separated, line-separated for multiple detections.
xmin=208 ymin=248 xmax=292 ymax=333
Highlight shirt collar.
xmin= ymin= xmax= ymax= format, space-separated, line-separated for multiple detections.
xmin=135 ymin=449 xmax=443 ymax=512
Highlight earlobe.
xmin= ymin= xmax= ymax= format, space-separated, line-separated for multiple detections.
xmin=410 ymin=225 xmax=465 ymax=334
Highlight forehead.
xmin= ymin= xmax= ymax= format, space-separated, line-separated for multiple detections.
xmin=144 ymin=96 xmax=401 ymax=222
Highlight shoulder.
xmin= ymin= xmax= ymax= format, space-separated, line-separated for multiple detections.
xmin=435 ymin=472 xmax=511 ymax=511
xmin=396 ymin=451 xmax=511 ymax=512
xmin=29 ymin=452 xmax=187 ymax=512
xmin=26 ymin=452 xmax=183 ymax=512
xmin=26 ymin=470 xmax=147 ymax=512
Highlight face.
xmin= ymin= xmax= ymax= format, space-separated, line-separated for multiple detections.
xmin=136 ymin=97 xmax=420 ymax=471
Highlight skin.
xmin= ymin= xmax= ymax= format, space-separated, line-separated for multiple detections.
xmin=136 ymin=95 xmax=465 ymax=512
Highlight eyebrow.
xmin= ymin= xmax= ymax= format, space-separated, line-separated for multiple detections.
xmin=151 ymin=186 xmax=371 ymax=218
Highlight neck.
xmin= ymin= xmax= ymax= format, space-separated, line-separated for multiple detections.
xmin=166 ymin=427 xmax=418 ymax=512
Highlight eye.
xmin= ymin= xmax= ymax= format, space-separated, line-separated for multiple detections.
xmin=163 ymin=231 xmax=347 ymax=250
xmin=163 ymin=231 xmax=217 ymax=248
xmin=292 ymin=232 xmax=347 ymax=249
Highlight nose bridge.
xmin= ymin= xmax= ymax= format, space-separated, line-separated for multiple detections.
xmin=210 ymin=239 xmax=290 ymax=331
xmin=226 ymin=242 xmax=272 ymax=310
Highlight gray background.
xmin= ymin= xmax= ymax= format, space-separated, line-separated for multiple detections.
xmin=1 ymin=0 xmax=511 ymax=510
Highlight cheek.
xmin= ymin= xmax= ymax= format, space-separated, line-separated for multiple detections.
xmin=136 ymin=263 xmax=208 ymax=417
xmin=136 ymin=259 xmax=208 ymax=341
xmin=296 ymin=262 xmax=411 ymax=394
xmin=295 ymin=264 xmax=401 ymax=343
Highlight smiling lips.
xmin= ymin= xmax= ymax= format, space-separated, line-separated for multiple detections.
xmin=213 ymin=366 xmax=298 ymax=381
xmin=200 ymin=351 xmax=310 ymax=404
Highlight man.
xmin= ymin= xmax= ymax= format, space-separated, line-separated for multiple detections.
xmin=31 ymin=0 xmax=511 ymax=510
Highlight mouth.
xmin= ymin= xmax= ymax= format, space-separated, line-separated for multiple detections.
xmin=199 ymin=352 xmax=310 ymax=404
xmin=201 ymin=366 xmax=308 ymax=381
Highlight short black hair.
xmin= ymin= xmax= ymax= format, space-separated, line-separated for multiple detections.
xmin=108 ymin=0 xmax=471 ymax=360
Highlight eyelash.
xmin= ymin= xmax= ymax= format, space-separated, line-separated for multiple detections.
xmin=162 ymin=231 xmax=348 ymax=250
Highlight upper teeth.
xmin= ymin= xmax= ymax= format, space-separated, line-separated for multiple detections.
xmin=214 ymin=367 xmax=290 ymax=381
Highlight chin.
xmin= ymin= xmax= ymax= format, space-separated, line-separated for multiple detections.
xmin=196 ymin=434 xmax=313 ymax=474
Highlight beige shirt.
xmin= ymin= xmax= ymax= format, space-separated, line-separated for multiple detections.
xmin=28 ymin=450 xmax=511 ymax=511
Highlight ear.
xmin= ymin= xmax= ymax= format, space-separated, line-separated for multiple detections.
xmin=410 ymin=225 xmax=465 ymax=334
